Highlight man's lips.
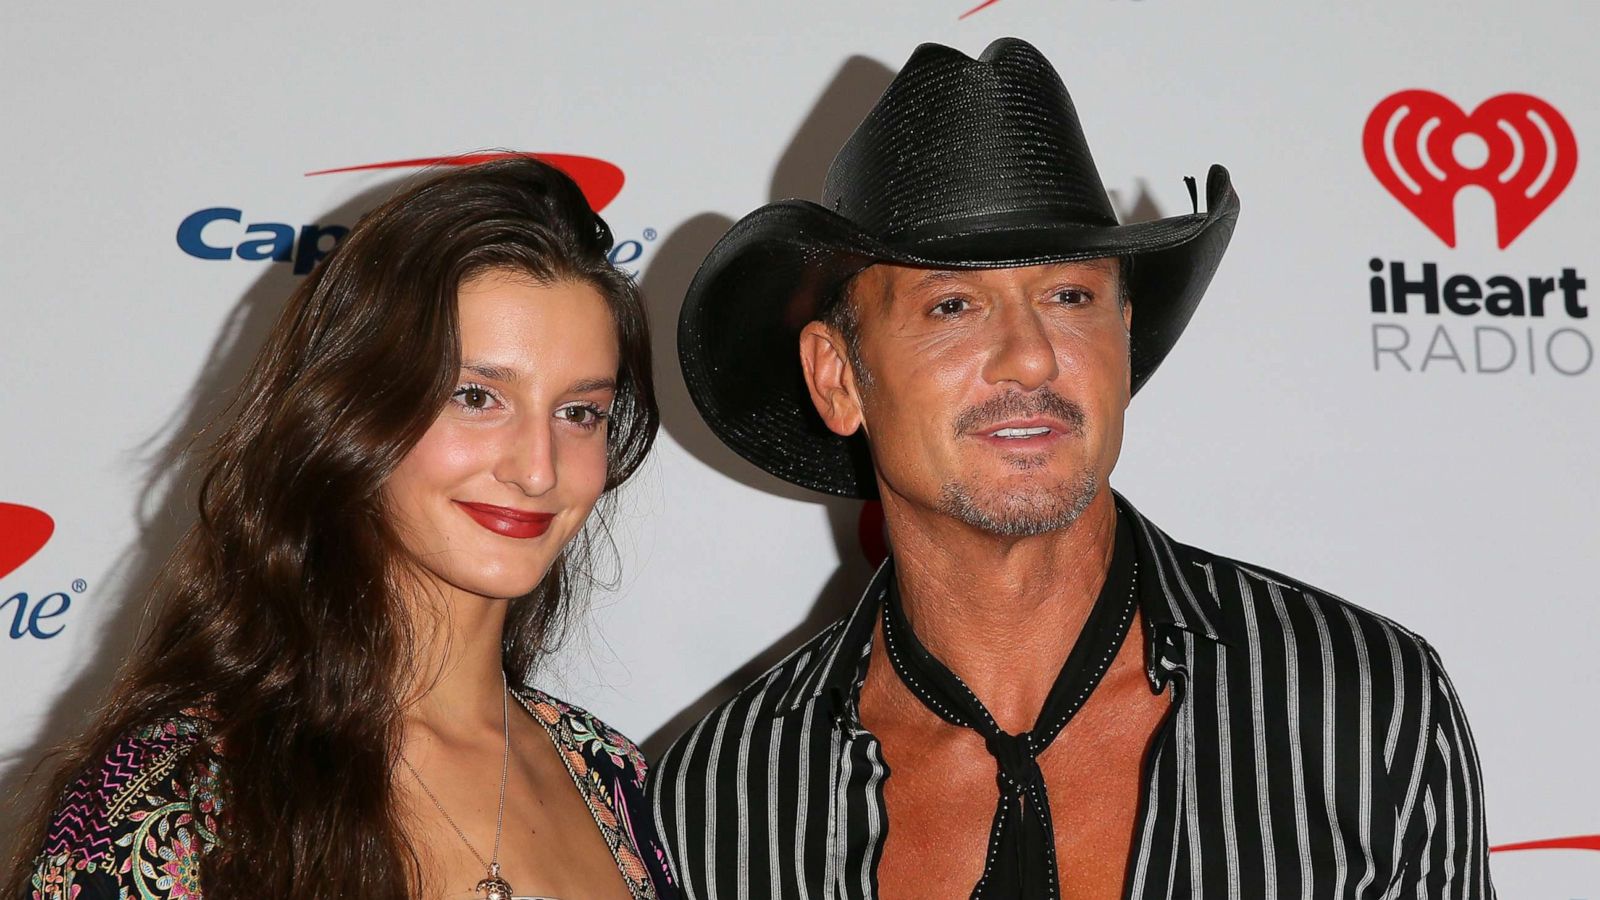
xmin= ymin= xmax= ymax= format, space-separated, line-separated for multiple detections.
xmin=453 ymin=501 xmax=555 ymax=539
xmin=971 ymin=417 xmax=1074 ymax=446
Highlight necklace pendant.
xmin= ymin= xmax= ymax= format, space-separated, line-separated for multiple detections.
xmin=475 ymin=868 xmax=513 ymax=900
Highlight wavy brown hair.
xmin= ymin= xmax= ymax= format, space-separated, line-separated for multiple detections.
xmin=3 ymin=157 xmax=657 ymax=898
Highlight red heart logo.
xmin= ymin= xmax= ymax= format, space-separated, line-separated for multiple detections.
xmin=0 ymin=503 xmax=54 ymax=580
xmin=1363 ymin=91 xmax=1577 ymax=248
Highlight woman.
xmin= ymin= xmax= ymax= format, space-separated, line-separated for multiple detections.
xmin=6 ymin=157 xmax=676 ymax=899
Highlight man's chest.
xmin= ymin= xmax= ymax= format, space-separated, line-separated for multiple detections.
xmin=867 ymin=662 xmax=1171 ymax=900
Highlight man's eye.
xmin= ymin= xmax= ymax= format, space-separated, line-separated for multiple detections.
xmin=1053 ymin=289 xmax=1091 ymax=305
xmin=932 ymin=297 xmax=969 ymax=316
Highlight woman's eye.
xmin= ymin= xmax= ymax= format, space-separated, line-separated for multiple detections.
xmin=932 ymin=297 xmax=969 ymax=317
xmin=452 ymin=384 xmax=499 ymax=412
xmin=558 ymin=404 xmax=610 ymax=429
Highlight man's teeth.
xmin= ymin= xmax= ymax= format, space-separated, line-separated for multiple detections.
xmin=993 ymin=427 xmax=1051 ymax=438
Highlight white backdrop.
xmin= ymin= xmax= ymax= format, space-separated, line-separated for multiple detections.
xmin=2 ymin=2 xmax=1596 ymax=894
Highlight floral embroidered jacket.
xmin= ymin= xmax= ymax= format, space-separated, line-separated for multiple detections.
xmin=23 ymin=687 xmax=680 ymax=900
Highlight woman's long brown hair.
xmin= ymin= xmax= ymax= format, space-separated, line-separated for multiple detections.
xmin=3 ymin=157 xmax=658 ymax=898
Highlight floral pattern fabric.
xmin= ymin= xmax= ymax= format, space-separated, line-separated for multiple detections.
xmin=24 ymin=691 xmax=678 ymax=900
xmin=513 ymin=687 xmax=678 ymax=899
xmin=24 ymin=714 xmax=221 ymax=900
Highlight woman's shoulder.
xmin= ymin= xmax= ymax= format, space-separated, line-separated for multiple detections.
xmin=512 ymin=686 xmax=681 ymax=898
xmin=512 ymin=686 xmax=649 ymax=784
xmin=22 ymin=710 xmax=222 ymax=900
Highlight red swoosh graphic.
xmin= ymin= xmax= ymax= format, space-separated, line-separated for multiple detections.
xmin=959 ymin=0 xmax=1004 ymax=18
xmin=0 ymin=503 xmax=54 ymax=580
xmin=1491 ymin=834 xmax=1600 ymax=853
xmin=304 ymin=153 xmax=625 ymax=212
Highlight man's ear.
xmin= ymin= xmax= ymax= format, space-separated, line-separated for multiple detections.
xmin=799 ymin=322 xmax=865 ymax=438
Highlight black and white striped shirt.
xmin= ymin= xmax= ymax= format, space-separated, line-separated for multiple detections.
xmin=649 ymin=498 xmax=1494 ymax=898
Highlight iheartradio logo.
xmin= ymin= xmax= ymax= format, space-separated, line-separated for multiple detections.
xmin=1360 ymin=91 xmax=1591 ymax=379
xmin=1363 ymin=91 xmax=1577 ymax=249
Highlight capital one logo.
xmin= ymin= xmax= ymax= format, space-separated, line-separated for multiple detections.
xmin=1363 ymin=91 xmax=1577 ymax=248
xmin=1 ymin=502 xmax=79 ymax=639
xmin=176 ymin=152 xmax=638 ymax=276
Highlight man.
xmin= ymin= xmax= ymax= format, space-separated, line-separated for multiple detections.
xmin=653 ymin=38 xmax=1493 ymax=899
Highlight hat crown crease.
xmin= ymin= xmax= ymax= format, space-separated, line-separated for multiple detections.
xmin=822 ymin=41 xmax=1120 ymax=241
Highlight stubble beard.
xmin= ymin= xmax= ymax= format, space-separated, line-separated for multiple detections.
xmin=936 ymin=465 xmax=1102 ymax=537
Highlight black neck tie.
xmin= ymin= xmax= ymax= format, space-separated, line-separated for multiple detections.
xmin=879 ymin=511 xmax=1139 ymax=899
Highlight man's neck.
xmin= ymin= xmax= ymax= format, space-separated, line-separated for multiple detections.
xmin=881 ymin=488 xmax=1120 ymax=734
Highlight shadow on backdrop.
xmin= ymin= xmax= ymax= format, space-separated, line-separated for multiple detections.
xmin=0 ymin=178 xmax=410 ymax=842
xmin=639 ymin=55 xmax=896 ymax=760
xmin=1108 ymin=179 xmax=1168 ymax=225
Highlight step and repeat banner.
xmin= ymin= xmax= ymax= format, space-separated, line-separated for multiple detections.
xmin=2 ymin=2 xmax=1595 ymax=893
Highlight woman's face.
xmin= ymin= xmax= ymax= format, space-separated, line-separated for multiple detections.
xmin=385 ymin=268 xmax=619 ymax=605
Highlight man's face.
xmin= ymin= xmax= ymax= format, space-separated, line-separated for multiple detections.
xmin=808 ymin=259 xmax=1132 ymax=537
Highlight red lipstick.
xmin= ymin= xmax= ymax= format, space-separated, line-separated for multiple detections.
xmin=453 ymin=501 xmax=554 ymax=539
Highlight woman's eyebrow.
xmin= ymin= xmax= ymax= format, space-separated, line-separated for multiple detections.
xmin=568 ymin=377 xmax=618 ymax=394
xmin=461 ymin=362 xmax=519 ymax=383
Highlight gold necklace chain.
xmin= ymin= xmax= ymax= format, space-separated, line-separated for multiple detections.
xmin=401 ymin=668 xmax=512 ymax=897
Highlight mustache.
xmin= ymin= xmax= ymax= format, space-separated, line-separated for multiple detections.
xmin=952 ymin=388 xmax=1087 ymax=436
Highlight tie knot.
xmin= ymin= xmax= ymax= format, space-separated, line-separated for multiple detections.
xmin=985 ymin=731 xmax=1039 ymax=787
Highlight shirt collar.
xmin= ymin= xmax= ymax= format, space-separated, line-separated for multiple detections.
xmin=773 ymin=492 xmax=1233 ymax=716
xmin=774 ymin=557 xmax=892 ymax=716
xmin=1117 ymin=494 xmax=1235 ymax=689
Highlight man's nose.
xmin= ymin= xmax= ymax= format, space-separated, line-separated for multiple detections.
xmin=981 ymin=302 xmax=1060 ymax=390
xmin=493 ymin=417 xmax=557 ymax=497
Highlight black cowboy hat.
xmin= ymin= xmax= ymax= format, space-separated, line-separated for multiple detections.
xmin=678 ymin=37 xmax=1240 ymax=500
